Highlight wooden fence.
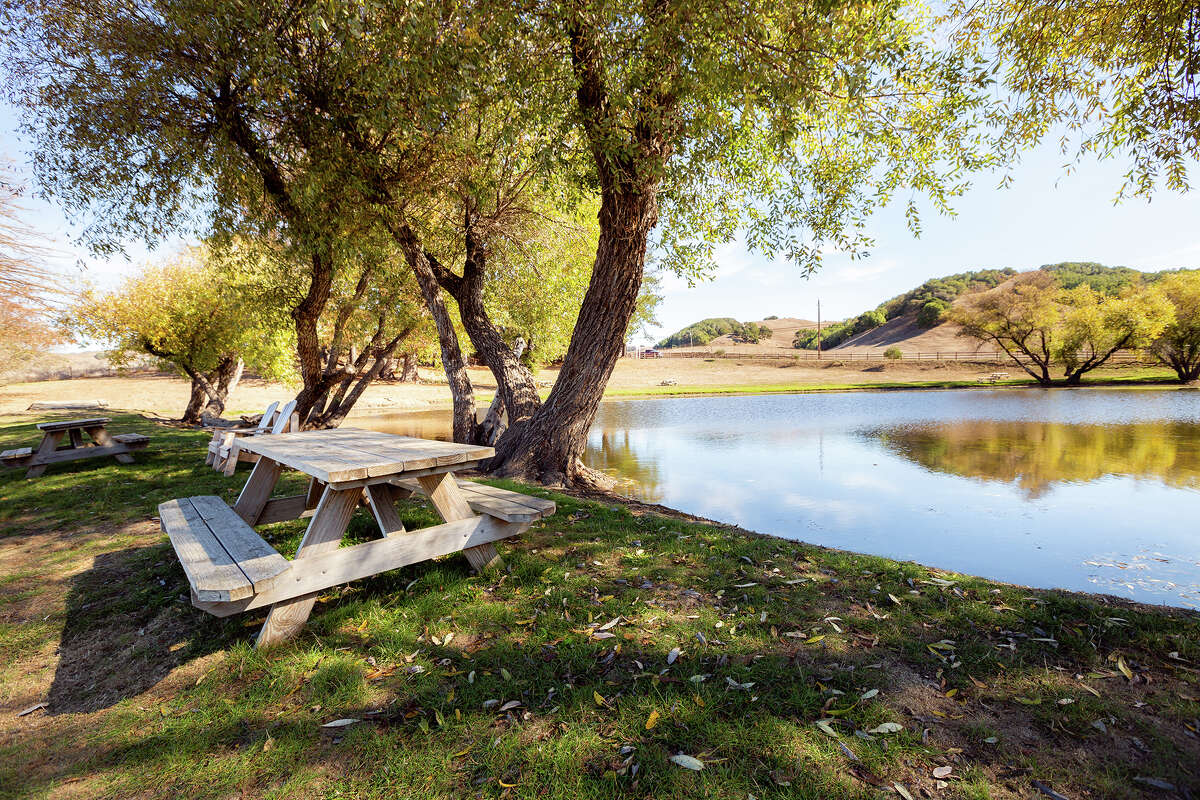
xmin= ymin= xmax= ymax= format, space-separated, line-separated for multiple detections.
xmin=633 ymin=348 xmax=1157 ymax=365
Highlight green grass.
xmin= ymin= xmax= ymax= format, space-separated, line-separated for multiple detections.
xmin=0 ymin=412 xmax=1197 ymax=799
xmin=600 ymin=366 xmax=1183 ymax=399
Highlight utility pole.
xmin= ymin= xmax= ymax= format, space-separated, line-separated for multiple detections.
xmin=817 ymin=299 xmax=822 ymax=360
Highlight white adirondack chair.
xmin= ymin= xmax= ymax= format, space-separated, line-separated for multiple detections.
xmin=206 ymin=400 xmax=299 ymax=475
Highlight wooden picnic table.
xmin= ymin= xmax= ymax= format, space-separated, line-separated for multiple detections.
xmin=0 ymin=417 xmax=150 ymax=478
xmin=163 ymin=428 xmax=554 ymax=648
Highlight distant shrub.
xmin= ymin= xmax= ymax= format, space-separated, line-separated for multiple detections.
xmin=764 ymin=315 xmax=778 ymax=320
xmin=916 ymin=299 xmax=949 ymax=328
xmin=884 ymin=347 xmax=903 ymax=360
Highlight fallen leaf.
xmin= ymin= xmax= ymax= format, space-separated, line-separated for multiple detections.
xmin=499 ymin=700 xmax=521 ymax=712
xmin=645 ymin=710 xmax=660 ymax=730
xmin=667 ymin=647 xmax=681 ymax=665
xmin=867 ymin=722 xmax=903 ymax=734
xmin=932 ymin=766 xmax=952 ymax=779
xmin=670 ymin=754 xmax=705 ymax=771
xmin=322 ymin=718 xmax=360 ymax=728
xmin=815 ymin=720 xmax=839 ymax=738
xmin=17 ymin=703 xmax=46 ymax=717
xmin=1117 ymin=656 xmax=1134 ymax=681
xmin=860 ymin=689 xmax=879 ymax=700
xmin=893 ymin=782 xmax=915 ymax=800
xmin=593 ymin=691 xmax=607 ymax=707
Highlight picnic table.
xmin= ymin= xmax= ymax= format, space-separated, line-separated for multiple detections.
xmin=0 ymin=417 xmax=150 ymax=478
xmin=160 ymin=428 xmax=555 ymax=648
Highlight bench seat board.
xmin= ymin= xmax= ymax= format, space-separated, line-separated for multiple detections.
xmin=1 ymin=447 xmax=33 ymax=461
xmin=393 ymin=478 xmax=555 ymax=523
xmin=112 ymin=433 xmax=150 ymax=446
xmin=160 ymin=498 xmax=256 ymax=602
xmin=187 ymin=495 xmax=290 ymax=592
xmin=36 ymin=417 xmax=110 ymax=432
xmin=192 ymin=515 xmax=522 ymax=617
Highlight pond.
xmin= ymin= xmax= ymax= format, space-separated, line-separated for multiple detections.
xmin=360 ymin=388 xmax=1200 ymax=608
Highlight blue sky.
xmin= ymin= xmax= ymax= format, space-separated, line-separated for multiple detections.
xmin=4 ymin=100 xmax=1200 ymax=347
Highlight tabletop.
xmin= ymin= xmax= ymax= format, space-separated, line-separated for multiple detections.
xmin=234 ymin=428 xmax=494 ymax=485
xmin=36 ymin=417 xmax=111 ymax=432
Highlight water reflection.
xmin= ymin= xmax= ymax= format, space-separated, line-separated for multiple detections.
xmin=355 ymin=389 xmax=1200 ymax=607
xmin=874 ymin=420 xmax=1200 ymax=498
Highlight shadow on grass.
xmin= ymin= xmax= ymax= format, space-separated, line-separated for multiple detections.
xmin=46 ymin=543 xmax=243 ymax=714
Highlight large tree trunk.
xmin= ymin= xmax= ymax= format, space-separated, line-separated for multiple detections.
xmin=291 ymin=248 xmax=337 ymax=424
xmin=432 ymin=227 xmax=541 ymax=444
xmin=182 ymin=372 xmax=207 ymax=425
xmin=488 ymin=190 xmax=657 ymax=486
xmin=399 ymin=353 xmax=420 ymax=382
xmin=386 ymin=219 xmax=477 ymax=443
xmin=202 ymin=356 xmax=243 ymax=420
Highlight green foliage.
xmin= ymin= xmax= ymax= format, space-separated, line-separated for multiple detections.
xmin=917 ymin=299 xmax=950 ymax=328
xmin=878 ymin=269 xmax=1017 ymax=321
xmin=884 ymin=346 xmax=903 ymax=360
xmin=657 ymin=318 xmax=745 ymax=349
xmin=71 ymin=245 xmax=294 ymax=383
xmin=952 ymin=0 xmax=1200 ymax=197
xmin=953 ymin=271 xmax=1172 ymax=384
xmin=1150 ymin=271 xmax=1200 ymax=382
xmin=1040 ymin=263 xmax=1144 ymax=294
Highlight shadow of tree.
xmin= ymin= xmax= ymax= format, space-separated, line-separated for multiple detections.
xmin=47 ymin=543 xmax=243 ymax=714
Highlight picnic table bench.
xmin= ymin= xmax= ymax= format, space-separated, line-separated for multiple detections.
xmin=1 ymin=417 xmax=150 ymax=478
xmin=205 ymin=399 xmax=299 ymax=475
xmin=161 ymin=428 xmax=554 ymax=648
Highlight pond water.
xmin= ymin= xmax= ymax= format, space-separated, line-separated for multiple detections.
xmin=360 ymin=388 xmax=1200 ymax=608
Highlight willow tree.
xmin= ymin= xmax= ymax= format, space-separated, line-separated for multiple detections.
xmin=953 ymin=0 xmax=1200 ymax=197
xmin=1149 ymin=271 xmax=1200 ymax=382
xmin=953 ymin=271 xmax=1172 ymax=385
xmin=1 ymin=0 xmax=439 ymax=426
xmin=480 ymin=0 xmax=1006 ymax=486
xmin=72 ymin=247 xmax=293 ymax=422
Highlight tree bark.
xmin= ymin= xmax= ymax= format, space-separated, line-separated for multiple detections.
xmin=488 ymin=189 xmax=658 ymax=486
xmin=430 ymin=221 xmax=541 ymax=444
xmin=182 ymin=373 xmax=207 ymax=425
xmin=201 ymin=356 xmax=243 ymax=420
xmin=385 ymin=218 xmax=477 ymax=443
xmin=399 ymin=353 xmax=420 ymax=382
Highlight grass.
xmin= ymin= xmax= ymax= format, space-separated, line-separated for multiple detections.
xmin=0 ymin=412 xmax=1198 ymax=799
xmin=600 ymin=366 xmax=1184 ymax=399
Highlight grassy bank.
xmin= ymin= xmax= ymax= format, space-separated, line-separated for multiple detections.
xmin=600 ymin=366 xmax=1185 ymax=399
xmin=1 ymin=413 xmax=1197 ymax=799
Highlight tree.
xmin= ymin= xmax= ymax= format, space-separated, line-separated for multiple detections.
xmin=954 ymin=1 xmax=1200 ymax=197
xmin=72 ymin=247 xmax=293 ymax=423
xmin=917 ymin=299 xmax=950 ymax=328
xmin=1148 ymin=271 xmax=1200 ymax=382
xmin=953 ymin=271 xmax=1170 ymax=385
xmin=0 ymin=164 xmax=61 ymax=380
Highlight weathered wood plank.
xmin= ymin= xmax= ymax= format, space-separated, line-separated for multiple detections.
xmin=86 ymin=425 xmax=134 ymax=464
xmin=365 ymin=483 xmax=407 ymax=536
xmin=26 ymin=430 xmax=64 ymax=478
xmin=36 ymin=417 xmax=110 ymax=432
xmin=188 ymin=495 xmax=290 ymax=593
xmin=419 ymin=472 xmax=501 ymax=572
xmin=192 ymin=516 xmax=523 ymax=617
xmin=256 ymin=494 xmax=312 ymax=525
xmin=159 ymin=498 xmax=254 ymax=602
xmin=24 ymin=443 xmax=138 ymax=466
xmin=393 ymin=478 xmax=555 ymax=523
xmin=255 ymin=486 xmax=362 ymax=648
xmin=232 ymin=457 xmax=284 ymax=525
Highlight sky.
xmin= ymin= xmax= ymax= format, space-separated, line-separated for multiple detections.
xmin=4 ymin=99 xmax=1200 ymax=348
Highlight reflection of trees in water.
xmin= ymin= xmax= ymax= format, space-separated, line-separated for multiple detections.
xmin=585 ymin=430 xmax=664 ymax=502
xmin=875 ymin=420 xmax=1200 ymax=498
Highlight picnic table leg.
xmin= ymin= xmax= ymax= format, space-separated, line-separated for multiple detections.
xmin=25 ymin=431 xmax=64 ymax=478
xmin=417 ymin=472 xmax=502 ymax=572
xmin=232 ymin=457 xmax=284 ymax=525
xmin=256 ymin=485 xmax=362 ymax=648
xmin=68 ymin=428 xmax=83 ymax=449
xmin=85 ymin=425 xmax=134 ymax=464
xmin=365 ymin=483 xmax=407 ymax=536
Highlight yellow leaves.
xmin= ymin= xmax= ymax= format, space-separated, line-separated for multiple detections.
xmin=645 ymin=710 xmax=660 ymax=730
xmin=593 ymin=691 xmax=607 ymax=707
xmin=1117 ymin=656 xmax=1134 ymax=681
